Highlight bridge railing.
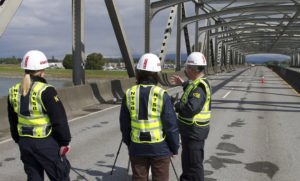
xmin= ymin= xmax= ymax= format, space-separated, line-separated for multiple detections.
xmin=268 ymin=65 xmax=300 ymax=93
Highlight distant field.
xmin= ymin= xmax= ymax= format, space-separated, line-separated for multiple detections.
xmin=0 ymin=64 xmax=175 ymax=79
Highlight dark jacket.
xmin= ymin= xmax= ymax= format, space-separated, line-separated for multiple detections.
xmin=175 ymin=78 xmax=211 ymax=140
xmin=7 ymin=75 xmax=71 ymax=146
xmin=119 ymin=80 xmax=179 ymax=157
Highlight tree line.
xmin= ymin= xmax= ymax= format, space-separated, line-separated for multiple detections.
xmin=1 ymin=52 xmax=176 ymax=70
xmin=0 ymin=52 xmax=106 ymax=70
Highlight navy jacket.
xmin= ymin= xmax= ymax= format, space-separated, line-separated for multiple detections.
xmin=119 ymin=80 xmax=179 ymax=157
xmin=175 ymin=78 xmax=211 ymax=140
xmin=7 ymin=75 xmax=71 ymax=146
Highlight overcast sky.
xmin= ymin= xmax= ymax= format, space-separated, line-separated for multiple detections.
xmin=0 ymin=0 xmax=182 ymax=59
xmin=0 ymin=0 xmax=290 ymax=61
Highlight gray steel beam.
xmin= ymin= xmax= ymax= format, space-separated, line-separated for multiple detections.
xmin=0 ymin=0 xmax=23 ymax=37
xmin=196 ymin=0 xmax=297 ymax=3
xmin=105 ymin=0 xmax=135 ymax=77
xmin=206 ymin=20 xmax=211 ymax=66
xmin=182 ymin=4 xmax=191 ymax=55
xmin=197 ymin=18 xmax=294 ymax=34
xmin=151 ymin=0 xmax=189 ymax=17
xmin=210 ymin=26 xmax=300 ymax=38
xmin=145 ymin=0 xmax=151 ymax=53
xmin=72 ymin=0 xmax=85 ymax=85
xmin=158 ymin=5 xmax=177 ymax=67
xmin=269 ymin=11 xmax=300 ymax=51
xmin=298 ymin=53 xmax=300 ymax=67
xmin=194 ymin=4 xmax=200 ymax=52
xmin=217 ymin=32 xmax=300 ymax=41
xmin=176 ymin=3 xmax=182 ymax=71
xmin=182 ymin=5 xmax=299 ymax=27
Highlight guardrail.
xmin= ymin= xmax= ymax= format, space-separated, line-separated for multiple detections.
xmin=267 ymin=65 xmax=300 ymax=93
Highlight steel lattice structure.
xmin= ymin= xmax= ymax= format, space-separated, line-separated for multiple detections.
xmin=145 ymin=0 xmax=300 ymax=70
xmin=1 ymin=0 xmax=300 ymax=83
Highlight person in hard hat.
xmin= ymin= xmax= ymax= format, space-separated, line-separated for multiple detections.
xmin=170 ymin=52 xmax=211 ymax=181
xmin=7 ymin=50 xmax=71 ymax=181
xmin=119 ymin=53 xmax=179 ymax=181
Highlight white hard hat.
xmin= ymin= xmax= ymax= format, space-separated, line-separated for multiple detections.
xmin=185 ymin=52 xmax=207 ymax=66
xmin=136 ymin=53 xmax=161 ymax=72
xmin=21 ymin=50 xmax=49 ymax=70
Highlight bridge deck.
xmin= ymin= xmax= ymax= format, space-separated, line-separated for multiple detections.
xmin=0 ymin=66 xmax=300 ymax=181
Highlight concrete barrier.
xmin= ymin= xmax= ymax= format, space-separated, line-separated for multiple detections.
xmin=268 ymin=65 xmax=300 ymax=93
xmin=1 ymin=67 xmax=254 ymax=141
xmin=0 ymin=96 xmax=9 ymax=139
xmin=0 ymin=77 xmax=137 ymax=140
xmin=56 ymin=85 xmax=99 ymax=115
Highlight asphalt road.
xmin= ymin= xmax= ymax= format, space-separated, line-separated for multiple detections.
xmin=1 ymin=66 xmax=300 ymax=181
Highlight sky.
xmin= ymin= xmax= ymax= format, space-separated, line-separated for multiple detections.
xmin=0 ymin=0 xmax=181 ymax=60
xmin=0 ymin=0 xmax=291 ymax=62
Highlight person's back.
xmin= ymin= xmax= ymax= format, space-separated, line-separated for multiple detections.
xmin=119 ymin=53 xmax=179 ymax=181
xmin=7 ymin=50 xmax=71 ymax=181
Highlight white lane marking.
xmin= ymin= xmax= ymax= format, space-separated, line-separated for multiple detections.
xmin=222 ymin=90 xmax=232 ymax=99
xmin=0 ymin=86 xmax=180 ymax=145
xmin=0 ymin=138 xmax=13 ymax=144
xmin=69 ymin=104 xmax=121 ymax=123
xmin=0 ymin=105 xmax=121 ymax=145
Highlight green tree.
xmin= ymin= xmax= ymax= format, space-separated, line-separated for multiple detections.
xmin=63 ymin=54 xmax=73 ymax=69
xmin=49 ymin=56 xmax=59 ymax=62
xmin=85 ymin=53 xmax=105 ymax=70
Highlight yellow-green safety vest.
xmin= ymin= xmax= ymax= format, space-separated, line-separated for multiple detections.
xmin=9 ymin=82 xmax=52 ymax=138
xmin=126 ymin=85 xmax=166 ymax=143
xmin=178 ymin=78 xmax=211 ymax=127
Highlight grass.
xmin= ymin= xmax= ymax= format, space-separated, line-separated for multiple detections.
xmin=0 ymin=64 xmax=175 ymax=79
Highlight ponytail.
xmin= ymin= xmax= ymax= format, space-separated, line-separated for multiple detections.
xmin=20 ymin=70 xmax=43 ymax=96
xmin=21 ymin=74 xmax=32 ymax=96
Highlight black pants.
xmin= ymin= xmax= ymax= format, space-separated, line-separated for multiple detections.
xmin=180 ymin=136 xmax=205 ymax=181
xmin=18 ymin=136 xmax=70 ymax=181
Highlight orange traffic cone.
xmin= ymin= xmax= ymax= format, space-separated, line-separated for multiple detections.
xmin=261 ymin=76 xmax=264 ymax=84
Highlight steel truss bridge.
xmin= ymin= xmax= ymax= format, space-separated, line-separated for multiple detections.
xmin=1 ymin=0 xmax=300 ymax=84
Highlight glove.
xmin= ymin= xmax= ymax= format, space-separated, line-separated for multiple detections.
xmin=59 ymin=145 xmax=70 ymax=156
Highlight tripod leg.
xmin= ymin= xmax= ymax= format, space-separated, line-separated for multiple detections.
xmin=127 ymin=158 xmax=131 ymax=173
xmin=170 ymin=159 xmax=179 ymax=181
xmin=111 ymin=139 xmax=123 ymax=175
xmin=126 ymin=158 xmax=131 ymax=181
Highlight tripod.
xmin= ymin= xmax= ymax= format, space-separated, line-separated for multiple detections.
xmin=111 ymin=140 xmax=131 ymax=175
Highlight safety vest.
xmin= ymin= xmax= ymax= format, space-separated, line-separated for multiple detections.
xmin=178 ymin=78 xmax=211 ymax=127
xmin=8 ymin=82 xmax=52 ymax=138
xmin=126 ymin=85 xmax=166 ymax=143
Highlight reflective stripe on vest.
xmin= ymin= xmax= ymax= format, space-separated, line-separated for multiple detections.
xmin=179 ymin=78 xmax=211 ymax=127
xmin=126 ymin=85 xmax=166 ymax=143
xmin=9 ymin=82 xmax=52 ymax=138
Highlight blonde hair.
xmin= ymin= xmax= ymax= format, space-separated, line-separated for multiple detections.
xmin=21 ymin=71 xmax=42 ymax=96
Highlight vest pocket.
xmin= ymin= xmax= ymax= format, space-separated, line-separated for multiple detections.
xmin=21 ymin=127 xmax=34 ymax=136
xmin=139 ymin=131 xmax=151 ymax=142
